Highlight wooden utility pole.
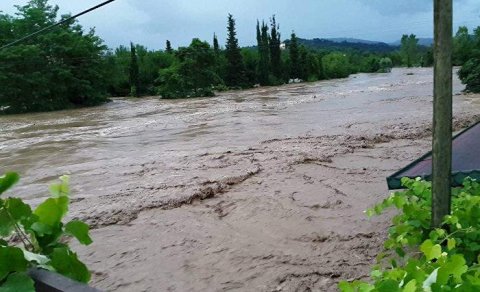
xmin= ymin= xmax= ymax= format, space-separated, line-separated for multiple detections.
xmin=432 ymin=0 xmax=453 ymax=227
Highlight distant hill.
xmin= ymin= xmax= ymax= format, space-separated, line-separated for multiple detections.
xmin=284 ymin=38 xmax=397 ymax=53
xmin=390 ymin=38 xmax=433 ymax=47
xmin=325 ymin=38 xmax=387 ymax=45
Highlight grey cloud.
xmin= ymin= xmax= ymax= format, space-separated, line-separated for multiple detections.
xmin=1 ymin=0 xmax=479 ymax=49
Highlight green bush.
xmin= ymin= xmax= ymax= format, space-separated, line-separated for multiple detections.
xmin=378 ymin=58 xmax=393 ymax=73
xmin=0 ymin=1 xmax=109 ymax=114
xmin=0 ymin=172 xmax=92 ymax=291
xmin=339 ymin=177 xmax=480 ymax=291
xmin=458 ymin=58 xmax=480 ymax=93
xmin=156 ymin=39 xmax=220 ymax=99
xmin=322 ymin=52 xmax=351 ymax=79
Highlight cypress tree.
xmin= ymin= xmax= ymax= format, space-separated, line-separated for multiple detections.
xmin=289 ymin=32 xmax=300 ymax=79
xmin=166 ymin=40 xmax=173 ymax=54
xmin=213 ymin=33 xmax=220 ymax=55
xmin=257 ymin=20 xmax=270 ymax=85
xmin=299 ymin=45 xmax=308 ymax=80
xmin=269 ymin=15 xmax=282 ymax=79
xmin=129 ymin=42 xmax=140 ymax=97
xmin=225 ymin=14 xmax=246 ymax=87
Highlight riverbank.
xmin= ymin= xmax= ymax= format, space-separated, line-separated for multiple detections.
xmin=1 ymin=68 xmax=479 ymax=291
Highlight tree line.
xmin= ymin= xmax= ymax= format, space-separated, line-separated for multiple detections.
xmin=0 ymin=0 xmax=478 ymax=114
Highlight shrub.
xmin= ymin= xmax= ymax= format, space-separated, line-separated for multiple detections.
xmin=339 ymin=177 xmax=480 ymax=291
xmin=378 ymin=58 xmax=393 ymax=73
xmin=458 ymin=58 xmax=480 ymax=93
xmin=322 ymin=53 xmax=351 ymax=79
xmin=0 ymin=172 xmax=92 ymax=291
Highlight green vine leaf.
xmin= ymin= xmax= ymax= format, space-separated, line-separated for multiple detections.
xmin=33 ymin=196 xmax=69 ymax=227
xmin=50 ymin=247 xmax=91 ymax=283
xmin=376 ymin=279 xmax=401 ymax=291
xmin=339 ymin=178 xmax=480 ymax=290
xmin=0 ymin=173 xmax=93 ymax=289
xmin=447 ymin=238 xmax=456 ymax=251
xmin=49 ymin=175 xmax=70 ymax=198
xmin=338 ymin=281 xmax=354 ymax=292
xmin=4 ymin=198 xmax=32 ymax=221
xmin=0 ymin=272 xmax=35 ymax=292
xmin=30 ymin=222 xmax=53 ymax=236
xmin=420 ymin=240 xmax=442 ymax=261
xmin=0 ymin=246 xmax=28 ymax=281
xmin=437 ymin=254 xmax=468 ymax=284
xmin=402 ymin=279 xmax=417 ymax=292
xmin=0 ymin=173 xmax=19 ymax=196
xmin=65 ymin=220 xmax=93 ymax=246
xmin=0 ymin=209 xmax=14 ymax=237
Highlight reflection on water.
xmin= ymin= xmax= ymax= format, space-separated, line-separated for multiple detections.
xmin=0 ymin=68 xmax=469 ymax=200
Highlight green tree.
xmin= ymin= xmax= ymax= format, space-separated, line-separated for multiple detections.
xmin=256 ymin=20 xmax=270 ymax=85
xmin=359 ymin=55 xmax=381 ymax=73
xmin=379 ymin=57 xmax=393 ymax=73
xmin=105 ymin=45 xmax=175 ymax=96
xmin=289 ymin=32 xmax=301 ymax=79
xmin=104 ymin=46 xmax=130 ymax=96
xmin=453 ymin=26 xmax=474 ymax=66
xmin=421 ymin=47 xmax=434 ymax=67
xmin=458 ymin=26 xmax=480 ymax=93
xmin=269 ymin=15 xmax=282 ymax=80
xmin=213 ymin=33 xmax=220 ymax=55
xmin=157 ymin=39 xmax=220 ymax=98
xmin=458 ymin=58 xmax=480 ymax=93
xmin=242 ymin=48 xmax=259 ymax=85
xmin=299 ymin=45 xmax=309 ymax=80
xmin=322 ymin=52 xmax=351 ymax=79
xmin=166 ymin=40 xmax=173 ymax=54
xmin=0 ymin=0 xmax=108 ymax=114
xmin=129 ymin=42 xmax=140 ymax=97
xmin=304 ymin=50 xmax=323 ymax=81
xmin=225 ymin=14 xmax=246 ymax=87
xmin=400 ymin=34 xmax=419 ymax=67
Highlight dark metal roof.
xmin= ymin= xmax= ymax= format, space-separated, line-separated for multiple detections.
xmin=387 ymin=121 xmax=480 ymax=190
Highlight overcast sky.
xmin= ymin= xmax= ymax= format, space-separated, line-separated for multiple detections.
xmin=2 ymin=0 xmax=480 ymax=50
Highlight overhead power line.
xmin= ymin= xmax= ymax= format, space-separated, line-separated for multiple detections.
xmin=0 ymin=0 xmax=116 ymax=51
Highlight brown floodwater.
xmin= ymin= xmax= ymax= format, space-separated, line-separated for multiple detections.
xmin=0 ymin=68 xmax=467 ymax=201
xmin=1 ymin=68 xmax=480 ymax=291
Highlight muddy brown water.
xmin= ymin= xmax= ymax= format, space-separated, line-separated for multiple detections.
xmin=1 ymin=68 xmax=480 ymax=291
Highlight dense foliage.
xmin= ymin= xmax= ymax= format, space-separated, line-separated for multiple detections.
xmin=0 ymin=172 xmax=92 ymax=291
xmin=400 ymin=34 xmax=419 ymax=68
xmin=0 ymin=0 xmax=109 ymax=114
xmin=339 ymin=178 xmax=480 ymax=291
xmin=157 ymin=39 xmax=220 ymax=98
xmin=7 ymin=0 xmax=480 ymax=112
xmin=457 ymin=26 xmax=480 ymax=93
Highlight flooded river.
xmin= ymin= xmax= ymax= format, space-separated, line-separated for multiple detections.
xmin=0 ymin=68 xmax=471 ymax=201
xmin=1 ymin=68 xmax=479 ymax=291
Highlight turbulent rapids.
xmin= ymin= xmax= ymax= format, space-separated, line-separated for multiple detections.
xmin=1 ymin=68 xmax=479 ymax=291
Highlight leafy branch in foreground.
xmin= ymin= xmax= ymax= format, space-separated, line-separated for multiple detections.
xmin=0 ymin=172 xmax=92 ymax=291
xmin=339 ymin=177 xmax=480 ymax=291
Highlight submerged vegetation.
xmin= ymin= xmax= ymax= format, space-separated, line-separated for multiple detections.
xmin=0 ymin=172 xmax=92 ymax=291
xmin=339 ymin=178 xmax=480 ymax=291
